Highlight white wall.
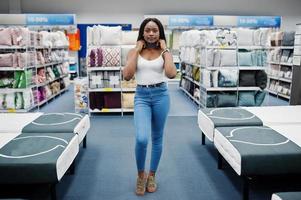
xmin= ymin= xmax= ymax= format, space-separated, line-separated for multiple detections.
xmin=0 ymin=0 xmax=300 ymax=30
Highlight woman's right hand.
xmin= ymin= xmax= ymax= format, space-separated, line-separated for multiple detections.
xmin=135 ymin=40 xmax=145 ymax=52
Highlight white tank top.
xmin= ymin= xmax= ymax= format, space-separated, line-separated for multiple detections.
xmin=136 ymin=54 xmax=166 ymax=85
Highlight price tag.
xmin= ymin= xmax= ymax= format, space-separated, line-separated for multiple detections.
xmin=101 ymin=108 xmax=109 ymax=112
xmin=103 ymin=88 xmax=113 ymax=92
xmin=8 ymin=108 xmax=16 ymax=113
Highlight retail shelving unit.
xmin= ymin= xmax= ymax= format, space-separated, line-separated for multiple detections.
xmin=35 ymin=43 xmax=70 ymax=105
xmin=181 ymin=46 xmax=267 ymax=108
xmin=0 ymin=26 xmax=70 ymax=112
xmin=87 ymin=50 xmax=136 ymax=115
xmin=0 ymin=27 xmax=36 ymax=112
xmin=85 ymin=25 xmax=138 ymax=115
xmin=267 ymin=45 xmax=294 ymax=100
xmin=179 ymin=28 xmax=271 ymax=108
xmin=290 ymin=23 xmax=301 ymax=104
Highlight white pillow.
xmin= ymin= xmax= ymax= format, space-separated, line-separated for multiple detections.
xmin=5 ymin=93 xmax=15 ymax=109
xmin=236 ymin=28 xmax=254 ymax=46
xmin=220 ymin=50 xmax=237 ymax=66
xmin=100 ymin=26 xmax=122 ymax=45
xmin=121 ymin=46 xmax=134 ymax=66
xmin=259 ymin=28 xmax=271 ymax=46
xmin=0 ymin=94 xmax=4 ymax=109
xmin=122 ymin=31 xmax=138 ymax=45
xmin=87 ymin=27 xmax=93 ymax=46
xmin=200 ymin=49 xmax=214 ymax=67
xmin=201 ymin=69 xmax=211 ymax=88
xmin=92 ymin=25 xmax=100 ymax=45
xmin=253 ymin=29 xmax=261 ymax=46
xmin=212 ymin=70 xmax=219 ymax=87
xmin=22 ymin=89 xmax=33 ymax=109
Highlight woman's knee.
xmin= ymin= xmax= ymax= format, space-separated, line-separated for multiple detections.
xmin=136 ymin=136 xmax=148 ymax=148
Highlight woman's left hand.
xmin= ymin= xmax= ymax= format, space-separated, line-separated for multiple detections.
xmin=159 ymin=39 xmax=167 ymax=50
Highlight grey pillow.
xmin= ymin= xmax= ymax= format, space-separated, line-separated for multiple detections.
xmin=282 ymin=31 xmax=295 ymax=46
xmin=255 ymin=90 xmax=266 ymax=106
xmin=239 ymin=71 xmax=256 ymax=86
xmin=238 ymin=92 xmax=255 ymax=106
xmin=217 ymin=93 xmax=237 ymax=107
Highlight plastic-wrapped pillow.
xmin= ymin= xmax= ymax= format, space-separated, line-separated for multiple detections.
xmin=122 ymin=93 xmax=135 ymax=109
xmin=255 ymin=90 xmax=266 ymax=106
xmin=0 ymin=53 xmax=13 ymax=67
xmin=102 ymin=46 xmax=121 ymax=66
xmin=122 ymin=31 xmax=138 ymax=45
xmin=236 ymin=28 xmax=254 ymax=46
xmin=282 ymin=31 xmax=295 ymax=46
xmin=220 ymin=50 xmax=237 ymax=66
xmin=0 ymin=94 xmax=4 ymax=109
xmin=4 ymin=93 xmax=15 ymax=109
xmin=218 ymin=69 xmax=238 ymax=87
xmin=238 ymin=51 xmax=253 ymax=66
xmin=15 ymin=92 xmax=23 ymax=109
xmin=0 ymin=28 xmax=12 ymax=46
xmin=239 ymin=71 xmax=256 ymax=86
xmin=238 ymin=91 xmax=255 ymax=106
xmin=121 ymin=46 xmax=132 ymax=66
xmin=100 ymin=26 xmax=122 ymax=45
xmin=217 ymin=93 xmax=237 ymax=107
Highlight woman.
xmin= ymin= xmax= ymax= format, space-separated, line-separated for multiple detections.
xmin=123 ymin=18 xmax=177 ymax=195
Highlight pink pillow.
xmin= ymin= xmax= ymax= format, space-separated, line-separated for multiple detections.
xmin=0 ymin=28 xmax=12 ymax=46
xmin=0 ymin=53 xmax=13 ymax=67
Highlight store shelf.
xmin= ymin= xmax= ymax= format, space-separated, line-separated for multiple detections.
xmin=183 ymin=75 xmax=200 ymax=86
xmin=266 ymin=89 xmax=278 ymax=96
xmin=35 ymin=46 xmax=69 ymax=49
xmin=36 ymin=61 xmax=65 ymax=68
xmin=0 ymin=45 xmax=27 ymax=50
xmin=201 ymin=87 xmax=238 ymax=92
xmin=37 ymin=88 xmax=68 ymax=106
xmin=0 ymin=105 xmax=36 ymax=113
xmin=122 ymin=108 xmax=134 ymax=112
xmin=238 ymin=66 xmax=265 ymax=70
xmin=90 ymin=108 xmax=123 ymax=113
xmin=280 ymin=62 xmax=293 ymax=66
xmin=122 ymin=88 xmax=136 ymax=92
xmin=36 ymin=74 xmax=68 ymax=87
xmin=87 ymin=67 xmax=121 ymax=71
xmin=88 ymin=88 xmax=122 ymax=92
xmin=0 ymin=66 xmax=35 ymax=71
xmin=0 ymin=85 xmax=36 ymax=93
xmin=238 ymin=87 xmax=261 ymax=91
xmin=179 ymin=86 xmax=200 ymax=105
xmin=278 ymin=93 xmax=290 ymax=99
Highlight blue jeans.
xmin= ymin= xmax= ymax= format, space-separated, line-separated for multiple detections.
xmin=134 ymin=83 xmax=170 ymax=172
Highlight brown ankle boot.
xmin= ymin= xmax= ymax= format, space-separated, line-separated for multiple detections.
xmin=136 ymin=175 xmax=146 ymax=195
xmin=146 ymin=175 xmax=157 ymax=193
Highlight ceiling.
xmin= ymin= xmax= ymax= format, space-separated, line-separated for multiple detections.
xmin=1 ymin=0 xmax=301 ymax=16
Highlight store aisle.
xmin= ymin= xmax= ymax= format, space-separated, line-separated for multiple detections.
xmin=168 ymin=82 xmax=198 ymax=116
xmin=34 ymin=82 xmax=295 ymax=200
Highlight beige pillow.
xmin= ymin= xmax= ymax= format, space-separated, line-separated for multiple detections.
xmin=122 ymin=93 xmax=135 ymax=109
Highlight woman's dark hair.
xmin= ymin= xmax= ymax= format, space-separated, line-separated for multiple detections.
xmin=137 ymin=18 xmax=166 ymax=42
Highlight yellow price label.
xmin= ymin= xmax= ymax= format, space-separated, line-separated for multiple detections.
xmin=103 ymin=88 xmax=113 ymax=92
xmin=8 ymin=108 xmax=16 ymax=113
xmin=219 ymin=45 xmax=226 ymax=49
xmin=101 ymin=108 xmax=109 ymax=112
